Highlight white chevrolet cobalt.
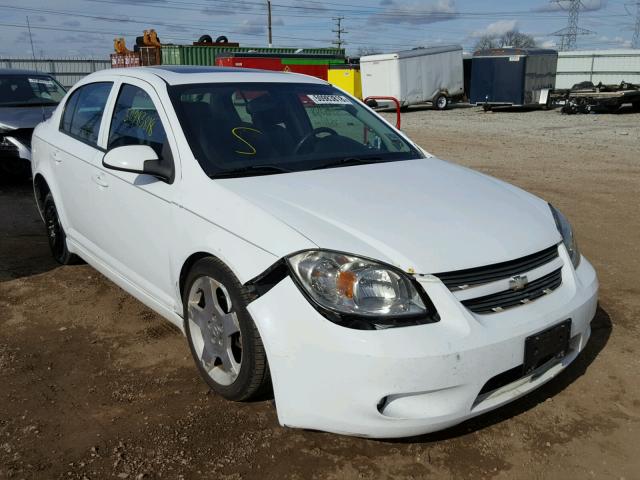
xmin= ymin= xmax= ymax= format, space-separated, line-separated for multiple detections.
xmin=31 ymin=66 xmax=598 ymax=438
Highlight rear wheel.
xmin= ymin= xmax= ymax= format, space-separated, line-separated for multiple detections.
xmin=43 ymin=193 xmax=80 ymax=265
xmin=434 ymin=94 xmax=448 ymax=111
xmin=183 ymin=257 xmax=271 ymax=401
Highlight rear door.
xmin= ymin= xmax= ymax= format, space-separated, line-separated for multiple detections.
xmin=91 ymin=79 xmax=180 ymax=310
xmin=54 ymin=81 xmax=114 ymax=250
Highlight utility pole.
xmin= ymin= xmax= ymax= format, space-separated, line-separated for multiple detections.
xmin=267 ymin=1 xmax=273 ymax=47
xmin=551 ymin=0 xmax=592 ymax=51
xmin=332 ymin=16 xmax=347 ymax=51
xmin=632 ymin=2 xmax=640 ymax=49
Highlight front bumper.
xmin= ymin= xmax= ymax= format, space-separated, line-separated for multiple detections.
xmin=247 ymin=249 xmax=598 ymax=438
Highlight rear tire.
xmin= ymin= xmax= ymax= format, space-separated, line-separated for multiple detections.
xmin=43 ymin=193 xmax=81 ymax=265
xmin=434 ymin=94 xmax=448 ymax=111
xmin=183 ymin=257 xmax=271 ymax=401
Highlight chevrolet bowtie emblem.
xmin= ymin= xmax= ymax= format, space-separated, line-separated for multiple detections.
xmin=509 ymin=275 xmax=529 ymax=291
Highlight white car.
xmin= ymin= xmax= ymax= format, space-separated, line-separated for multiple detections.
xmin=31 ymin=66 xmax=598 ymax=438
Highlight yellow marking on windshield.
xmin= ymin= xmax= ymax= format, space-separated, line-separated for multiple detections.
xmin=232 ymin=127 xmax=262 ymax=155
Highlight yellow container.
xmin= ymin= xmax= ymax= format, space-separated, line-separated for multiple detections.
xmin=328 ymin=66 xmax=362 ymax=99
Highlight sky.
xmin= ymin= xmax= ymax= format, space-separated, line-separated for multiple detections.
xmin=0 ymin=0 xmax=637 ymax=58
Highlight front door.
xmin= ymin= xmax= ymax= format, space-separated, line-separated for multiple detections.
xmin=91 ymin=79 xmax=180 ymax=311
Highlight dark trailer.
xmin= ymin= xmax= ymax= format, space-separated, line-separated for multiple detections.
xmin=470 ymin=48 xmax=558 ymax=110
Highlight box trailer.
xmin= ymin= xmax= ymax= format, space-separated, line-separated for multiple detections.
xmin=328 ymin=64 xmax=362 ymax=99
xmin=470 ymin=48 xmax=558 ymax=110
xmin=556 ymin=49 xmax=640 ymax=89
xmin=360 ymin=45 xmax=464 ymax=110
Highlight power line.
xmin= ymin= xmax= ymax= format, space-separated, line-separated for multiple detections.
xmin=331 ymin=16 xmax=346 ymax=50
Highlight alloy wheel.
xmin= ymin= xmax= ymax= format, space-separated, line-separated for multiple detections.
xmin=187 ymin=276 xmax=242 ymax=386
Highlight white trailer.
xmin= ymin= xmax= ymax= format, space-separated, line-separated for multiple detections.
xmin=556 ymin=49 xmax=640 ymax=89
xmin=360 ymin=45 xmax=464 ymax=110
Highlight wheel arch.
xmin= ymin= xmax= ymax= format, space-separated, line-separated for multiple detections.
xmin=178 ymin=251 xmax=217 ymax=302
xmin=33 ymin=173 xmax=51 ymax=219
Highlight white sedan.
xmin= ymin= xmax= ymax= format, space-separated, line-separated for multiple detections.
xmin=31 ymin=66 xmax=598 ymax=438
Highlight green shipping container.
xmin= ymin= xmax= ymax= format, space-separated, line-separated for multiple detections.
xmin=161 ymin=45 xmax=345 ymax=66
xmin=281 ymin=58 xmax=346 ymax=66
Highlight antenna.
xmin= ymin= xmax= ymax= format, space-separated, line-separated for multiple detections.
xmin=26 ymin=16 xmax=46 ymax=122
xmin=630 ymin=2 xmax=640 ymax=48
xmin=332 ymin=16 xmax=347 ymax=50
xmin=267 ymin=1 xmax=273 ymax=47
xmin=550 ymin=0 xmax=593 ymax=51
xmin=26 ymin=16 xmax=38 ymax=67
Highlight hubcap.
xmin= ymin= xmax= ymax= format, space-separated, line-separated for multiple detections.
xmin=187 ymin=276 xmax=242 ymax=386
xmin=437 ymin=96 xmax=447 ymax=108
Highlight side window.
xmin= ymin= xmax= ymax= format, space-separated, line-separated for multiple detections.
xmin=60 ymin=82 xmax=112 ymax=146
xmin=108 ymin=84 xmax=168 ymax=158
xmin=61 ymin=89 xmax=80 ymax=133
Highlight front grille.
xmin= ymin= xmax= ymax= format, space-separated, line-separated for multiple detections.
xmin=435 ymin=245 xmax=559 ymax=290
xmin=462 ymin=268 xmax=562 ymax=314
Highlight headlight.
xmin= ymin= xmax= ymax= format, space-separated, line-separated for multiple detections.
xmin=287 ymin=250 xmax=437 ymax=329
xmin=549 ymin=204 xmax=580 ymax=268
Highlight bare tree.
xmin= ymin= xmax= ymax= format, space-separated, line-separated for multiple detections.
xmin=474 ymin=35 xmax=498 ymax=51
xmin=474 ymin=30 xmax=537 ymax=52
xmin=357 ymin=46 xmax=382 ymax=56
xmin=500 ymin=30 xmax=537 ymax=48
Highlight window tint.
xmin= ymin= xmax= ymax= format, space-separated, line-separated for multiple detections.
xmin=61 ymin=89 xmax=81 ymax=133
xmin=108 ymin=84 xmax=168 ymax=158
xmin=61 ymin=82 xmax=112 ymax=146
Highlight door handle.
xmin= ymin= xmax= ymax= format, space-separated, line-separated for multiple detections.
xmin=92 ymin=174 xmax=109 ymax=188
xmin=51 ymin=150 xmax=62 ymax=164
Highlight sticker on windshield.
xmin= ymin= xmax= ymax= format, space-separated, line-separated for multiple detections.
xmin=307 ymin=94 xmax=352 ymax=105
xmin=28 ymin=78 xmax=55 ymax=86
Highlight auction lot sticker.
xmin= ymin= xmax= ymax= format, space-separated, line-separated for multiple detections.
xmin=307 ymin=94 xmax=352 ymax=105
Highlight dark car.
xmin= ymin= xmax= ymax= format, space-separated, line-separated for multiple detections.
xmin=0 ymin=69 xmax=66 ymax=180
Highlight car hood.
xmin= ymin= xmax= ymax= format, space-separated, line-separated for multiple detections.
xmin=220 ymin=158 xmax=561 ymax=274
xmin=0 ymin=106 xmax=56 ymax=130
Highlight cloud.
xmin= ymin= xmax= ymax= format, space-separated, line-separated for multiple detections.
xmin=61 ymin=20 xmax=82 ymax=28
xmin=369 ymin=0 xmax=457 ymax=26
xmin=236 ymin=16 xmax=284 ymax=35
xmin=534 ymin=0 xmax=607 ymax=13
xmin=471 ymin=20 xmax=519 ymax=38
xmin=598 ymin=34 xmax=632 ymax=47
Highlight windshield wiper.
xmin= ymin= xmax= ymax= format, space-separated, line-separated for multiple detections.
xmin=210 ymin=164 xmax=291 ymax=179
xmin=313 ymin=156 xmax=385 ymax=170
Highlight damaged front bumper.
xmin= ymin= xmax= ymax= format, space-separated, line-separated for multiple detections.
xmin=246 ymin=253 xmax=598 ymax=438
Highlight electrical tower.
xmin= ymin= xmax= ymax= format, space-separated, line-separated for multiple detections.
xmin=332 ymin=17 xmax=347 ymax=50
xmin=551 ymin=0 xmax=593 ymax=51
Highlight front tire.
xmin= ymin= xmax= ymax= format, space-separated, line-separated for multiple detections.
xmin=183 ymin=257 xmax=271 ymax=401
xmin=43 ymin=193 xmax=80 ymax=265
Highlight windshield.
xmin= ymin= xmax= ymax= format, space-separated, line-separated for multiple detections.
xmin=169 ymin=82 xmax=423 ymax=178
xmin=0 ymin=74 xmax=66 ymax=107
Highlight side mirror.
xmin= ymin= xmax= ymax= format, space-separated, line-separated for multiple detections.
xmin=102 ymin=145 xmax=172 ymax=183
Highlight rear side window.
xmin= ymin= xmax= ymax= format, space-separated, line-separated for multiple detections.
xmin=60 ymin=82 xmax=112 ymax=146
xmin=108 ymin=84 xmax=168 ymax=158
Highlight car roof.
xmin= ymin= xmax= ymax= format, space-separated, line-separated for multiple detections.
xmin=85 ymin=65 xmax=328 ymax=87
xmin=0 ymin=68 xmax=54 ymax=76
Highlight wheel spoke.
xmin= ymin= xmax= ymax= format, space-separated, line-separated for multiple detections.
xmin=221 ymin=312 xmax=240 ymax=337
xmin=220 ymin=346 xmax=241 ymax=376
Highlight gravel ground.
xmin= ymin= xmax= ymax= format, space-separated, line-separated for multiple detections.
xmin=1 ymin=105 xmax=639 ymax=479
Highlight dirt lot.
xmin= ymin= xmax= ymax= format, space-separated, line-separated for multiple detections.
xmin=1 ymin=106 xmax=639 ymax=479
